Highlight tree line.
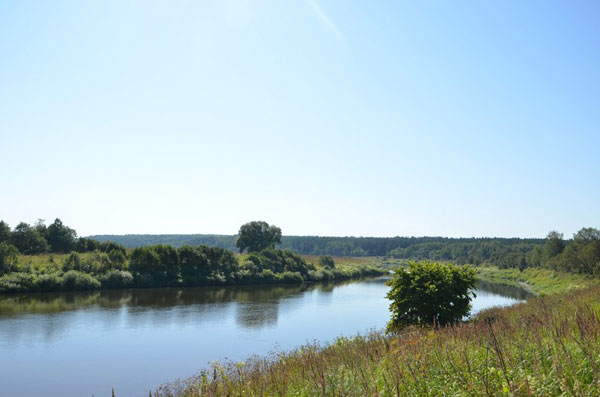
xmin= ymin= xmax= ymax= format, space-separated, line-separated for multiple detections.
xmin=91 ymin=233 xmax=544 ymax=266
xmin=0 ymin=218 xmax=102 ymax=255
xmin=89 ymin=229 xmax=600 ymax=274
xmin=0 ymin=220 xmax=385 ymax=293
xmin=537 ymin=228 xmax=600 ymax=275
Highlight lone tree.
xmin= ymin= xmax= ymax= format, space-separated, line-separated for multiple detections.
xmin=386 ymin=261 xmax=476 ymax=332
xmin=236 ymin=221 xmax=282 ymax=253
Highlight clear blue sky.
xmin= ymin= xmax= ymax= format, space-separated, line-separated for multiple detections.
xmin=1 ymin=1 xmax=599 ymax=238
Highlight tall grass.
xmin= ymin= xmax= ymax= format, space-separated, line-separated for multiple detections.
xmin=476 ymin=265 xmax=596 ymax=295
xmin=156 ymin=284 xmax=600 ymax=396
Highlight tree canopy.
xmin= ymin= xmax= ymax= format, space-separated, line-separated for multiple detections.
xmin=386 ymin=261 xmax=476 ymax=331
xmin=235 ymin=221 xmax=282 ymax=253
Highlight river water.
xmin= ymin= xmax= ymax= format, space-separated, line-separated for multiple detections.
xmin=0 ymin=277 xmax=528 ymax=396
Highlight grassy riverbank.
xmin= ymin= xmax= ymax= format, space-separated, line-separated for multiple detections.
xmin=157 ymin=276 xmax=600 ymax=396
xmin=476 ymin=265 xmax=596 ymax=295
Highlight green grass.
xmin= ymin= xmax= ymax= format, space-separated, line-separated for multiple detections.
xmin=157 ymin=283 xmax=600 ymax=396
xmin=476 ymin=265 xmax=596 ymax=295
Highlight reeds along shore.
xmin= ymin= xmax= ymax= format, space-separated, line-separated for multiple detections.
xmin=156 ymin=284 xmax=600 ymax=396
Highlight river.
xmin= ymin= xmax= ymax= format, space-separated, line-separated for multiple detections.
xmin=0 ymin=277 xmax=529 ymax=396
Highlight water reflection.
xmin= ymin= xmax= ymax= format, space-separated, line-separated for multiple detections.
xmin=0 ymin=281 xmax=370 ymax=339
xmin=476 ymin=280 xmax=535 ymax=300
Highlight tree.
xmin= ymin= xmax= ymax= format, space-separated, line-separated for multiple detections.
xmin=574 ymin=227 xmax=600 ymax=242
xmin=129 ymin=246 xmax=161 ymax=285
xmin=46 ymin=218 xmax=77 ymax=252
xmin=386 ymin=261 xmax=476 ymax=331
xmin=0 ymin=242 xmax=19 ymax=276
xmin=154 ymin=244 xmax=179 ymax=283
xmin=319 ymin=255 xmax=335 ymax=269
xmin=235 ymin=221 xmax=282 ymax=253
xmin=0 ymin=221 xmax=11 ymax=243
xmin=10 ymin=222 xmax=49 ymax=254
xmin=543 ymin=231 xmax=564 ymax=263
xmin=178 ymin=246 xmax=209 ymax=284
xmin=34 ymin=219 xmax=48 ymax=240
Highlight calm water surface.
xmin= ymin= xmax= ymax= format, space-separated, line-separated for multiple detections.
xmin=0 ymin=278 xmax=528 ymax=396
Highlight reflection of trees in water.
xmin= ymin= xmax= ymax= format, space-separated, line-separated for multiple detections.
xmin=0 ymin=291 xmax=104 ymax=316
xmin=476 ymin=280 xmax=534 ymax=300
xmin=0 ymin=282 xmax=329 ymax=316
xmin=0 ymin=279 xmax=385 ymax=345
xmin=235 ymin=301 xmax=279 ymax=329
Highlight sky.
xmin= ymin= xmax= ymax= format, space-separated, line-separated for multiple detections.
xmin=1 ymin=0 xmax=599 ymax=238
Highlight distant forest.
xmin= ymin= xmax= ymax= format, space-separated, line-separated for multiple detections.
xmin=89 ymin=234 xmax=546 ymax=268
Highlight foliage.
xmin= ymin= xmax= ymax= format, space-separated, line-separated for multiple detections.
xmin=46 ymin=218 xmax=77 ymax=252
xmin=542 ymin=227 xmax=600 ymax=275
xmin=319 ymin=255 xmax=335 ymax=268
xmin=235 ymin=221 xmax=282 ymax=253
xmin=0 ymin=218 xmax=121 ymax=256
xmin=245 ymin=249 xmax=313 ymax=278
xmin=0 ymin=242 xmax=19 ymax=276
xmin=386 ymin=261 xmax=476 ymax=331
xmin=90 ymin=233 xmax=546 ymax=261
xmin=10 ymin=222 xmax=49 ymax=254
xmin=477 ymin=265 xmax=596 ymax=295
xmin=543 ymin=230 xmax=565 ymax=262
xmin=0 ymin=221 xmax=11 ymax=244
xmin=178 ymin=246 xmax=209 ymax=285
xmin=62 ymin=270 xmax=101 ymax=290
xmin=100 ymin=270 xmax=133 ymax=289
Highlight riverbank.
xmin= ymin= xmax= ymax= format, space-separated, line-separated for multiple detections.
xmin=475 ymin=265 xmax=597 ymax=295
xmin=0 ymin=251 xmax=388 ymax=294
xmin=157 ymin=280 xmax=600 ymax=396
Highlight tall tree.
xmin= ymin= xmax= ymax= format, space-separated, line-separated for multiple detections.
xmin=46 ymin=218 xmax=77 ymax=252
xmin=0 ymin=221 xmax=11 ymax=244
xmin=10 ymin=222 xmax=49 ymax=254
xmin=0 ymin=242 xmax=19 ymax=275
xmin=573 ymin=227 xmax=600 ymax=242
xmin=543 ymin=230 xmax=564 ymax=262
xmin=235 ymin=221 xmax=282 ymax=253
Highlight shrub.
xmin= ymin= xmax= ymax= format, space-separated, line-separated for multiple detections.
xmin=36 ymin=273 xmax=63 ymax=291
xmin=0 ymin=272 xmax=36 ymax=292
xmin=62 ymin=252 xmax=83 ymax=272
xmin=62 ymin=270 xmax=101 ymax=290
xmin=386 ymin=261 xmax=476 ymax=331
xmin=319 ymin=255 xmax=335 ymax=269
xmin=0 ymin=242 xmax=19 ymax=276
xmin=279 ymin=271 xmax=304 ymax=284
xmin=101 ymin=270 xmax=133 ymax=289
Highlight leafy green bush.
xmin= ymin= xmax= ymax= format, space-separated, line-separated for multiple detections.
xmin=62 ymin=270 xmax=101 ymax=290
xmin=319 ymin=255 xmax=335 ymax=268
xmin=0 ymin=242 xmax=19 ymax=276
xmin=279 ymin=271 xmax=304 ymax=284
xmin=100 ymin=270 xmax=133 ymax=289
xmin=248 ymin=249 xmax=314 ymax=277
xmin=36 ymin=273 xmax=63 ymax=291
xmin=386 ymin=261 xmax=476 ymax=331
xmin=0 ymin=272 xmax=36 ymax=292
